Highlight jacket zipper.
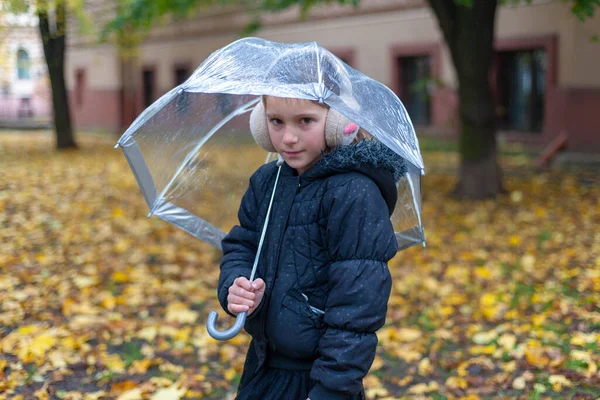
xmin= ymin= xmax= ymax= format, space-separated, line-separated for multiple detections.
xmin=257 ymin=175 xmax=300 ymax=370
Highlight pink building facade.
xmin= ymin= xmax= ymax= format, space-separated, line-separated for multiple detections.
xmin=67 ymin=0 xmax=600 ymax=152
xmin=0 ymin=18 xmax=51 ymax=124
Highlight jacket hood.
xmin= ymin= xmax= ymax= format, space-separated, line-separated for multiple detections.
xmin=301 ymin=140 xmax=407 ymax=215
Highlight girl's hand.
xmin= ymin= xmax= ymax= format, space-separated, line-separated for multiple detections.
xmin=227 ymin=277 xmax=265 ymax=316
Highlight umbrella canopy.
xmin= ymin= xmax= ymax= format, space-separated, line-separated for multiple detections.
xmin=116 ymin=37 xmax=425 ymax=251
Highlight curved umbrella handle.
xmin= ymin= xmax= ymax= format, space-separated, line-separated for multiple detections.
xmin=206 ymin=310 xmax=247 ymax=341
xmin=207 ymin=166 xmax=281 ymax=342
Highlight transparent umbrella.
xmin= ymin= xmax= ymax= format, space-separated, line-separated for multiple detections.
xmin=115 ymin=37 xmax=425 ymax=339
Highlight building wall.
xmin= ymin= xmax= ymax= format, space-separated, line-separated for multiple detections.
xmin=556 ymin=14 xmax=600 ymax=151
xmin=66 ymin=0 xmax=600 ymax=151
xmin=66 ymin=45 xmax=122 ymax=131
xmin=0 ymin=21 xmax=51 ymax=121
xmin=137 ymin=36 xmax=237 ymax=95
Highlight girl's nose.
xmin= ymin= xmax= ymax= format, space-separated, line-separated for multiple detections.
xmin=282 ymin=128 xmax=298 ymax=145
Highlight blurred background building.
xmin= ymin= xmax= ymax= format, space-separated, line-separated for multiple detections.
xmin=63 ymin=0 xmax=600 ymax=151
xmin=0 ymin=12 xmax=51 ymax=127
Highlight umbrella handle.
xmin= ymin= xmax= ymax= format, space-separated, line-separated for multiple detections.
xmin=207 ymin=166 xmax=281 ymax=342
xmin=206 ymin=310 xmax=247 ymax=341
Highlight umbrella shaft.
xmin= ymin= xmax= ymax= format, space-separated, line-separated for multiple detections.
xmin=249 ymin=164 xmax=282 ymax=282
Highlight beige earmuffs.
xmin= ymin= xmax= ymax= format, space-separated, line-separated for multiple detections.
xmin=249 ymin=98 xmax=353 ymax=153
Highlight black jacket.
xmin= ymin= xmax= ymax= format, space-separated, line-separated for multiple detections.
xmin=218 ymin=140 xmax=406 ymax=400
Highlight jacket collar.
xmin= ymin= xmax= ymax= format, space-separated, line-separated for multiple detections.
xmin=296 ymin=140 xmax=407 ymax=215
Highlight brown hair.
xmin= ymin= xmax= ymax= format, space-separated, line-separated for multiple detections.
xmin=263 ymin=95 xmax=328 ymax=111
xmin=354 ymin=128 xmax=373 ymax=143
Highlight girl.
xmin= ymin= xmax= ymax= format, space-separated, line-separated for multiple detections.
xmin=217 ymin=95 xmax=406 ymax=400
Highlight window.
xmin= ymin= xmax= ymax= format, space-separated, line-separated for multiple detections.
xmin=398 ymin=56 xmax=431 ymax=125
xmin=496 ymin=49 xmax=546 ymax=132
xmin=17 ymin=49 xmax=31 ymax=80
xmin=332 ymin=50 xmax=355 ymax=69
xmin=142 ymin=68 xmax=155 ymax=108
xmin=174 ymin=66 xmax=190 ymax=86
xmin=18 ymin=97 xmax=33 ymax=118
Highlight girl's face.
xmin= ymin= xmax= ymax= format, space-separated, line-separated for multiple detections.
xmin=265 ymin=96 xmax=328 ymax=175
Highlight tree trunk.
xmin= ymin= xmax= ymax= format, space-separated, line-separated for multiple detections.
xmin=118 ymin=39 xmax=140 ymax=131
xmin=427 ymin=0 xmax=505 ymax=199
xmin=38 ymin=1 xmax=77 ymax=150
xmin=120 ymin=57 xmax=139 ymax=130
xmin=117 ymin=25 xmax=141 ymax=132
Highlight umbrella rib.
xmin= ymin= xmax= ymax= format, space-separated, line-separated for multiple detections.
xmin=149 ymin=97 xmax=260 ymax=217
xmin=315 ymin=42 xmax=323 ymax=102
xmin=406 ymin=171 xmax=426 ymax=248
xmin=119 ymin=88 xmax=181 ymax=144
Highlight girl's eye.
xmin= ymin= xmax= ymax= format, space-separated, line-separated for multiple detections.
xmin=300 ymin=117 xmax=313 ymax=125
xmin=269 ymin=118 xmax=283 ymax=125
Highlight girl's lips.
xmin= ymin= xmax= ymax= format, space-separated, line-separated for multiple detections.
xmin=285 ymin=151 xmax=303 ymax=156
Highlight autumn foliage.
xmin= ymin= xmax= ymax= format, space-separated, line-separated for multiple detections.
xmin=1 ymin=132 xmax=599 ymax=399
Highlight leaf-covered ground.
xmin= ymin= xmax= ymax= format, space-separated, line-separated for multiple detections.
xmin=1 ymin=131 xmax=599 ymax=400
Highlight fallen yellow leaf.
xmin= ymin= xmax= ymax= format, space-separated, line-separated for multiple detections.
xmin=116 ymin=388 xmax=143 ymax=400
xmin=418 ymin=357 xmax=433 ymax=376
xmin=512 ymin=376 xmax=526 ymax=390
xmin=548 ymin=375 xmax=572 ymax=392
xmin=151 ymin=384 xmax=186 ymax=400
xmin=407 ymin=381 xmax=439 ymax=394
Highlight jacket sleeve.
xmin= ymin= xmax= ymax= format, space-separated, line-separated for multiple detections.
xmin=217 ymin=168 xmax=265 ymax=319
xmin=309 ymin=175 xmax=397 ymax=400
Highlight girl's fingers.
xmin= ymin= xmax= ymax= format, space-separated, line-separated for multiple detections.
xmin=228 ymin=303 xmax=250 ymax=314
xmin=228 ymin=294 xmax=254 ymax=308
xmin=234 ymin=277 xmax=253 ymax=291
xmin=228 ymin=277 xmax=265 ymax=317
xmin=230 ymin=285 xmax=256 ymax=300
xmin=252 ymin=278 xmax=265 ymax=291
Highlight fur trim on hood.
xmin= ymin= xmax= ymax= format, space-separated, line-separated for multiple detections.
xmin=319 ymin=139 xmax=408 ymax=181
xmin=301 ymin=139 xmax=407 ymax=215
